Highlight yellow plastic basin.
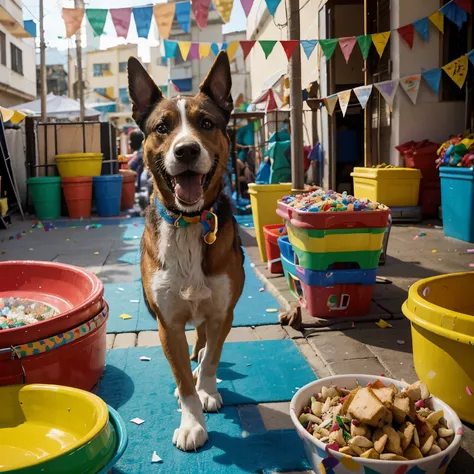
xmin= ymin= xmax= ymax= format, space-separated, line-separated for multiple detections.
xmin=0 ymin=384 xmax=109 ymax=471
xmin=56 ymin=153 xmax=103 ymax=178
xmin=351 ymin=167 xmax=421 ymax=207
xmin=402 ymin=272 xmax=474 ymax=423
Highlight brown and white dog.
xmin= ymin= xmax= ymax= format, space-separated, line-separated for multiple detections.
xmin=127 ymin=52 xmax=245 ymax=451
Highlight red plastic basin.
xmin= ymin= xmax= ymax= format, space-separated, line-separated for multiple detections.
xmin=0 ymin=261 xmax=104 ymax=346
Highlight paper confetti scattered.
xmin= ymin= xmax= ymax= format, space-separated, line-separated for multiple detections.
xmin=151 ymin=451 xmax=162 ymax=463
xmin=467 ymin=386 xmax=473 ymax=396
xmin=120 ymin=314 xmax=133 ymax=320
xmin=351 ymin=321 xmax=355 ymax=328
xmin=427 ymin=370 xmax=436 ymax=379
xmin=467 ymin=249 xmax=474 ymax=253
xmin=247 ymin=363 xmax=252 ymax=367
xmin=431 ymin=249 xmax=437 ymax=253
xmin=1 ymin=250 xmax=6 ymax=255
xmin=248 ymin=296 xmax=252 ymax=299
xmin=397 ymin=340 xmax=405 ymax=345
xmin=94 ymin=252 xmax=99 ymax=255
xmin=66 ymin=238 xmax=70 ymax=242
xmin=259 ymin=287 xmax=265 ymax=292
xmin=130 ymin=417 xmax=145 ymax=425
xmin=216 ymin=378 xmax=222 ymax=383
xmin=133 ymin=223 xmax=140 ymax=227
xmin=140 ymin=356 xmax=151 ymax=361
xmin=376 ymin=319 xmax=392 ymax=329
xmin=130 ymin=299 xmax=139 ymax=303
xmin=266 ymin=308 xmax=278 ymax=313
xmin=117 ymin=287 xmax=124 ymax=291
xmin=469 ymin=264 xmax=474 ymax=268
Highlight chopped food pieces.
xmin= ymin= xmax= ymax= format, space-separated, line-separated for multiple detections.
xmin=298 ymin=379 xmax=455 ymax=461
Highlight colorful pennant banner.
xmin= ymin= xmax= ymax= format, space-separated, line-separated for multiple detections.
xmin=400 ymin=74 xmax=422 ymax=104
xmin=353 ymin=85 xmax=373 ymax=109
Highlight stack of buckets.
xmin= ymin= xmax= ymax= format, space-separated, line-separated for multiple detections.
xmin=276 ymin=198 xmax=390 ymax=318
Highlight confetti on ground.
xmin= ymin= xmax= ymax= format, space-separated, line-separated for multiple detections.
xmin=469 ymin=264 xmax=474 ymax=268
xmin=468 ymin=249 xmax=474 ymax=253
xmin=133 ymin=223 xmax=140 ymax=227
xmin=151 ymin=451 xmax=162 ymax=463
xmin=418 ymin=232 xmax=427 ymax=237
xmin=266 ymin=308 xmax=278 ymax=313
xmin=120 ymin=314 xmax=132 ymax=320
xmin=66 ymin=238 xmax=70 ymax=242
xmin=247 ymin=363 xmax=252 ymax=367
xmin=130 ymin=417 xmax=145 ymax=425
xmin=467 ymin=386 xmax=473 ymax=396
xmin=117 ymin=287 xmax=124 ymax=291
xmin=397 ymin=340 xmax=405 ymax=345
xmin=94 ymin=252 xmax=99 ymax=255
xmin=376 ymin=319 xmax=392 ymax=329
xmin=1 ymin=250 xmax=6 ymax=255
xmin=29 ymin=248 xmax=33 ymax=251
xmin=248 ymin=296 xmax=252 ymax=299
xmin=351 ymin=321 xmax=355 ymax=328
xmin=259 ymin=288 xmax=265 ymax=292
xmin=130 ymin=299 xmax=139 ymax=303
xmin=432 ymin=249 xmax=437 ymax=253
xmin=427 ymin=370 xmax=436 ymax=379
xmin=413 ymin=235 xmax=419 ymax=241
xmin=140 ymin=356 xmax=151 ymax=361
xmin=216 ymin=378 xmax=222 ymax=384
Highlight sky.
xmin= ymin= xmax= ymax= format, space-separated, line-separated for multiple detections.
xmin=22 ymin=0 xmax=247 ymax=61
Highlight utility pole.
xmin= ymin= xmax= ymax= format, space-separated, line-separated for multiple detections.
xmin=288 ymin=0 xmax=304 ymax=191
xmin=74 ymin=0 xmax=85 ymax=121
xmin=39 ymin=0 xmax=47 ymax=122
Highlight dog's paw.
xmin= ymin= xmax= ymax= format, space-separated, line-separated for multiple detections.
xmin=173 ymin=422 xmax=208 ymax=451
xmin=198 ymin=389 xmax=223 ymax=412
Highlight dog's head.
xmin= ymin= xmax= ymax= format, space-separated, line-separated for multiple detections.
xmin=127 ymin=52 xmax=233 ymax=213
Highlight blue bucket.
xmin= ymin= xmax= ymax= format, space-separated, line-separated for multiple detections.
xmin=440 ymin=167 xmax=474 ymax=243
xmin=93 ymin=175 xmax=123 ymax=217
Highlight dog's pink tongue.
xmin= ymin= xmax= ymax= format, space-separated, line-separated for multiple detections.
xmin=174 ymin=174 xmax=203 ymax=203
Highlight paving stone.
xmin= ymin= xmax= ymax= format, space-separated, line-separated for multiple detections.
xmin=293 ymin=339 xmax=331 ymax=379
xmin=328 ymin=357 xmax=389 ymax=377
xmin=185 ymin=330 xmax=196 ymax=347
xmin=283 ymin=324 xmax=304 ymax=339
xmin=253 ymin=325 xmax=288 ymax=340
xmin=137 ymin=331 xmax=160 ymax=347
xmin=307 ymin=334 xmax=374 ymax=363
xmin=257 ymin=402 xmax=293 ymax=430
xmin=225 ymin=326 xmax=259 ymax=342
xmin=106 ymin=334 xmax=115 ymax=350
xmin=113 ymin=332 xmax=137 ymax=348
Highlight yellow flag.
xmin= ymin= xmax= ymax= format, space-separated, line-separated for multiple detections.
xmin=0 ymin=106 xmax=26 ymax=124
xmin=213 ymin=0 xmax=233 ymax=23
xmin=62 ymin=8 xmax=84 ymax=38
xmin=226 ymin=41 xmax=240 ymax=62
xmin=372 ymin=31 xmax=391 ymax=58
xmin=178 ymin=41 xmax=192 ymax=61
xmin=199 ymin=43 xmax=211 ymax=59
xmin=442 ymin=55 xmax=468 ymax=89
xmin=153 ymin=4 xmax=175 ymax=40
xmin=429 ymin=12 xmax=444 ymax=34
xmin=323 ymin=94 xmax=338 ymax=116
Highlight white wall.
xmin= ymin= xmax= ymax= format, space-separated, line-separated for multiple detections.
xmin=149 ymin=46 xmax=168 ymax=88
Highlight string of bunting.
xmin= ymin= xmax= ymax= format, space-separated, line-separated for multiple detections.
xmin=317 ymin=50 xmax=474 ymax=117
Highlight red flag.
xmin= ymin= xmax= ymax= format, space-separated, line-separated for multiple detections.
xmin=240 ymin=40 xmax=256 ymax=60
xmin=397 ymin=24 xmax=414 ymax=49
xmin=454 ymin=0 xmax=472 ymax=14
xmin=192 ymin=0 xmax=211 ymax=29
xmin=280 ymin=40 xmax=299 ymax=60
xmin=266 ymin=89 xmax=278 ymax=112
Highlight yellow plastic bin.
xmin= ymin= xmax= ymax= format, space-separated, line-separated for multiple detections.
xmin=56 ymin=153 xmax=103 ymax=178
xmin=402 ymin=272 xmax=474 ymax=424
xmin=351 ymin=167 xmax=421 ymax=207
xmin=248 ymin=183 xmax=294 ymax=262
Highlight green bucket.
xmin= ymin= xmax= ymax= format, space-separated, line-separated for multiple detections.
xmin=27 ymin=176 xmax=61 ymax=220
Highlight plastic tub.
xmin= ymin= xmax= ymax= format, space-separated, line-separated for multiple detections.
xmin=278 ymin=237 xmax=299 ymax=300
xmin=399 ymin=140 xmax=440 ymax=181
xmin=61 ymin=176 xmax=93 ymax=218
xmin=56 ymin=153 xmax=102 ymax=178
xmin=119 ymin=169 xmax=137 ymax=211
xmin=350 ymin=167 xmax=422 ymax=207
xmin=263 ymin=224 xmax=286 ymax=273
xmin=93 ymin=175 xmax=123 ymax=218
xmin=27 ymin=176 xmax=61 ymax=220
xmin=440 ymin=167 xmax=474 ymax=242
xmin=402 ymin=272 xmax=474 ymax=423
xmin=248 ymin=183 xmax=294 ymax=262
xmin=290 ymin=375 xmax=463 ymax=474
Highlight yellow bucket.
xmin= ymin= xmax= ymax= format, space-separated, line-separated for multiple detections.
xmin=56 ymin=153 xmax=103 ymax=178
xmin=402 ymin=272 xmax=474 ymax=423
xmin=248 ymin=183 xmax=294 ymax=262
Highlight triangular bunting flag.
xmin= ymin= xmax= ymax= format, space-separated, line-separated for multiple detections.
xmin=323 ymin=94 xmax=338 ymax=116
xmin=280 ymin=40 xmax=299 ymax=60
xmin=199 ymin=43 xmax=212 ymax=59
xmin=62 ymin=8 xmax=84 ymax=38
xmin=221 ymin=43 xmax=228 ymax=51
xmin=356 ymin=35 xmax=372 ymax=60
xmin=338 ymin=37 xmax=357 ymax=64
xmin=413 ymin=17 xmax=429 ymax=41
xmin=440 ymin=1 xmax=468 ymax=29
xmin=153 ymin=4 xmax=175 ymax=39
xmin=164 ymin=40 xmax=179 ymax=59
xmin=178 ymin=41 xmax=192 ymax=61
xmin=213 ymin=0 xmax=234 ymax=23
xmin=188 ymin=43 xmax=200 ymax=61
xmin=400 ymin=74 xmax=421 ymax=104
xmin=468 ymin=49 xmax=474 ymax=65
xmin=176 ymin=2 xmax=191 ymax=33
xmin=371 ymin=32 xmax=390 ymax=58
xmin=241 ymin=0 xmax=254 ymax=17
xmin=132 ymin=6 xmax=153 ymax=38
xmin=240 ymin=40 xmax=256 ymax=59
xmin=265 ymin=0 xmax=281 ymax=17
xmin=266 ymin=90 xmax=278 ymax=112
xmin=429 ymin=12 xmax=444 ymax=34
xmin=337 ymin=90 xmax=352 ymax=117
xmin=192 ymin=0 xmax=211 ymax=29
xmin=398 ymin=24 xmax=414 ymax=49
xmin=374 ymin=79 xmax=399 ymax=108
xmin=86 ymin=9 xmax=108 ymax=37
xmin=226 ymin=41 xmax=240 ymax=61
xmin=422 ymin=68 xmax=442 ymax=94
xmin=442 ymin=55 xmax=469 ymax=88
xmin=319 ymin=38 xmax=339 ymax=60
xmin=211 ymin=43 xmax=220 ymax=56
xmin=110 ymin=8 xmax=132 ymax=38
xmin=353 ymin=85 xmax=373 ymax=109
xmin=454 ymin=0 xmax=472 ymax=15
xmin=259 ymin=40 xmax=278 ymax=59
xmin=301 ymin=40 xmax=318 ymax=59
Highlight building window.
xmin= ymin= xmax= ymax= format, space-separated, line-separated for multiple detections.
xmin=94 ymin=87 xmax=107 ymax=96
xmin=10 ymin=44 xmax=23 ymax=75
xmin=119 ymin=87 xmax=130 ymax=104
xmin=93 ymin=63 xmax=111 ymax=77
xmin=0 ymin=32 xmax=6 ymax=66
xmin=119 ymin=62 xmax=127 ymax=73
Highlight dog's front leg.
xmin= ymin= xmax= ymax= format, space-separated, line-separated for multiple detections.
xmin=159 ymin=322 xmax=208 ymax=451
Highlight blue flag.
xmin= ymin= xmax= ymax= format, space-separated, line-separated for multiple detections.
xmin=413 ymin=17 xmax=429 ymax=41
xmin=468 ymin=49 xmax=474 ymax=66
xmin=176 ymin=2 xmax=191 ymax=33
xmin=422 ymin=68 xmax=442 ymax=94
xmin=164 ymin=40 xmax=178 ymax=59
xmin=300 ymin=40 xmax=318 ymax=59
xmin=265 ymin=0 xmax=282 ymax=17
xmin=132 ymin=5 xmax=153 ymax=38
xmin=440 ymin=1 xmax=468 ymax=29
xmin=211 ymin=43 xmax=220 ymax=56
xmin=24 ymin=19 xmax=36 ymax=38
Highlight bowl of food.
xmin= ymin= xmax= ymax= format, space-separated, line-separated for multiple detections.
xmin=290 ymin=375 xmax=462 ymax=474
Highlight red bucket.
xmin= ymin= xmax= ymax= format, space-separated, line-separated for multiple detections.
xmin=119 ymin=169 xmax=136 ymax=211
xmin=61 ymin=176 xmax=93 ymax=218
xmin=263 ymin=224 xmax=287 ymax=274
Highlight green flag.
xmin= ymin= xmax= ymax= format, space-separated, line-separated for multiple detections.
xmin=259 ymin=40 xmax=278 ymax=59
xmin=356 ymin=34 xmax=372 ymax=60
xmin=318 ymin=38 xmax=339 ymax=60
xmin=86 ymin=9 xmax=108 ymax=37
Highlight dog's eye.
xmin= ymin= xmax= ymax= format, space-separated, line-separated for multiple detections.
xmin=156 ymin=123 xmax=169 ymax=134
xmin=201 ymin=118 xmax=214 ymax=130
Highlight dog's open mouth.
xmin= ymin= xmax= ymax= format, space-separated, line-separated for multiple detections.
xmin=170 ymin=171 xmax=205 ymax=205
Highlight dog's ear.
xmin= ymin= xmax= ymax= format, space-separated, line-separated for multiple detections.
xmin=128 ymin=56 xmax=163 ymax=128
xmin=199 ymin=51 xmax=233 ymax=114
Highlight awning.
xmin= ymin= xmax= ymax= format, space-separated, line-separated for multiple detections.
xmin=0 ymin=106 xmax=26 ymax=124
xmin=0 ymin=6 xmax=32 ymax=39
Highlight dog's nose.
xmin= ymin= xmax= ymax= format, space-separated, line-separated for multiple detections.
xmin=174 ymin=141 xmax=201 ymax=162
